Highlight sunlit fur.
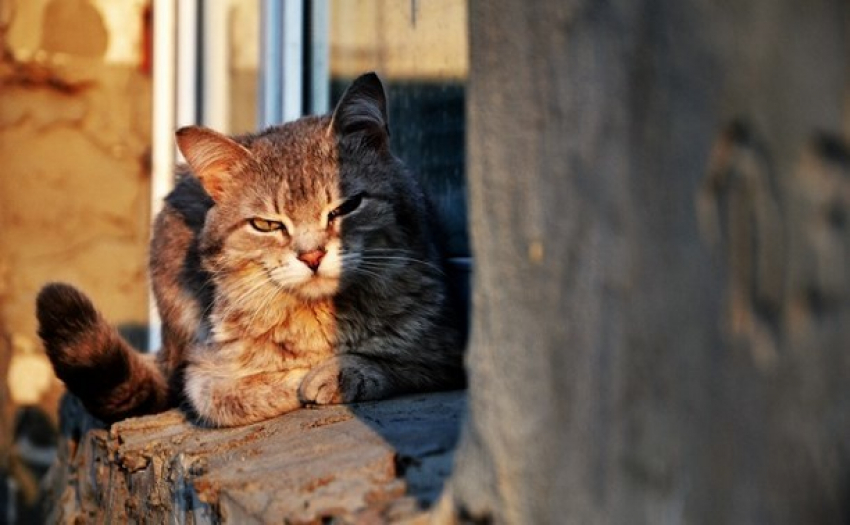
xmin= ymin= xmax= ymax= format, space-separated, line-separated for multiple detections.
xmin=36 ymin=73 xmax=465 ymax=427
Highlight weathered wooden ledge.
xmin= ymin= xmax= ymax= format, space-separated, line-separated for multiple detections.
xmin=44 ymin=391 xmax=465 ymax=523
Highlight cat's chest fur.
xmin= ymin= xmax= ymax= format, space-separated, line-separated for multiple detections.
xmin=211 ymin=295 xmax=338 ymax=367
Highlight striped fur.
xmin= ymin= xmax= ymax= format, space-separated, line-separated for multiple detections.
xmin=36 ymin=284 xmax=169 ymax=422
xmin=35 ymin=73 xmax=465 ymax=427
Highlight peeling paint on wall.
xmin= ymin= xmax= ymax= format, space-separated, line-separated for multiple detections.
xmin=1 ymin=0 xmax=152 ymax=522
xmin=6 ymin=0 xmax=147 ymax=65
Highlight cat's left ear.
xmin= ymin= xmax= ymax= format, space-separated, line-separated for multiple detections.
xmin=330 ymin=72 xmax=390 ymax=150
xmin=175 ymin=126 xmax=252 ymax=201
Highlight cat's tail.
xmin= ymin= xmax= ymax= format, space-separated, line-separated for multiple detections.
xmin=36 ymin=283 xmax=170 ymax=423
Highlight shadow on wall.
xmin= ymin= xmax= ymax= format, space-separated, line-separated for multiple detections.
xmin=3 ymin=407 xmax=57 ymax=525
xmin=349 ymin=393 xmax=467 ymax=508
xmin=2 ymin=322 xmax=148 ymax=524
xmin=1 ymin=0 xmax=152 ymax=520
xmin=40 ymin=0 xmax=109 ymax=58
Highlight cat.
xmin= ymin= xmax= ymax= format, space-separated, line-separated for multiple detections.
xmin=36 ymin=72 xmax=466 ymax=427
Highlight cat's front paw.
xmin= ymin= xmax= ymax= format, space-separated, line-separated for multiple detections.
xmin=298 ymin=357 xmax=390 ymax=405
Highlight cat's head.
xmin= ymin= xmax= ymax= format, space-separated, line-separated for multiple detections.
xmin=175 ymin=73 xmax=419 ymax=304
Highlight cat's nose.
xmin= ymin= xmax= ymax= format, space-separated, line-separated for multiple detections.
xmin=297 ymin=249 xmax=326 ymax=272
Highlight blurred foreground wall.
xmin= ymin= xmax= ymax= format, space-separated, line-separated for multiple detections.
xmin=0 ymin=1 xmax=151 ymax=521
xmin=442 ymin=0 xmax=850 ymax=523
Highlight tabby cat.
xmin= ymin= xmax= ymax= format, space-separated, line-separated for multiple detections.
xmin=36 ymin=73 xmax=465 ymax=427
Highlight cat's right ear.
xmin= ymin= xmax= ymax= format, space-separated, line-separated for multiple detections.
xmin=175 ymin=126 xmax=252 ymax=201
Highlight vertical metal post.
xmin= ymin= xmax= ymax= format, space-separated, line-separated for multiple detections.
xmin=259 ymin=0 xmax=304 ymax=127
xmin=176 ymin=0 xmax=199 ymax=131
xmin=202 ymin=0 xmax=230 ymax=131
xmin=150 ymin=0 xmax=177 ymax=351
xmin=310 ymin=0 xmax=330 ymax=115
xmin=259 ymin=0 xmax=283 ymax=127
xmin=282 ymin=0 xmax=304 ymax=122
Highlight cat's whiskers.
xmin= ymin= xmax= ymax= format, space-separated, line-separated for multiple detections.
xmin=345 ymin=266 xmax=384 ymax=280
xmin=338 ymin=265 xmax=394 ymax=294
xmin=337 ymin=254 xmax=392 ymax=277
xmin=220 ymin=272 xmax=269 ymax=303
xmin=347 ymin=249 xmax=445 ymax=274
xmin=212 ymin=273 xmax=275 ymax=323
xmin=269 ymin=265 xmax=310 ymax=289
xmin=362 ymin=257 xmax=444 ymax=274
xmin=245 ymin=282 xmax=283 ymax=335
xmin=352 ymin=248 xmax=442 ymax=272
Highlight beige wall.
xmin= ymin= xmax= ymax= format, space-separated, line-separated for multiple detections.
xmin=1 ymin=0 xmax=150 ymax=413
xmin=1 ymin=2 xmax=152 ymax=519
xmin=329 ymin=0 xmax=468 ymax=80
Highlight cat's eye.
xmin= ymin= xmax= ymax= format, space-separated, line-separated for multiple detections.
xmin=248 ymin=218 xmax=285 ymax=233
xmin=328 ymin=193 xmax=364 ymax=221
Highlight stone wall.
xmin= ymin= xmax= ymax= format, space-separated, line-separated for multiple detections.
xmin=0 ymin=1 xmax=151 ymax=521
